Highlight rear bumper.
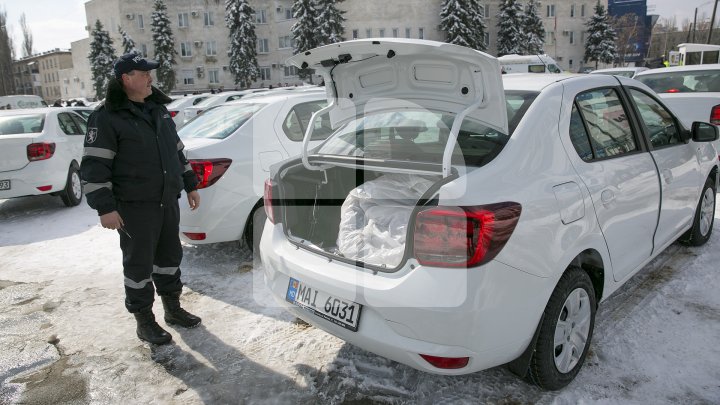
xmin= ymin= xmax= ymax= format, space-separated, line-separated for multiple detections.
xmin=0 ymin=161 xmax=67 ymax=199
xmin=178 ymin=186 xmax=257 ymax=244
xmin=260 ymin=223 xmax=554 ymax=374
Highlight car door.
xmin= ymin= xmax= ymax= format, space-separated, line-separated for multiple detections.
xmin=563 ymin=84 xmax=661 ymax=282
xmin=625 ymin=87 xmax=701 ymax=249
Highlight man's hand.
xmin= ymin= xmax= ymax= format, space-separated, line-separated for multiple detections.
xmin=187 ymin=190 xmax=200 ymax=211
xmin=100 ymin=211 xmax=124 ymax=230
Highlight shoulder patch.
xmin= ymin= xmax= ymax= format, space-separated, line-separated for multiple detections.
xmin=86 ymin=127 xmax=98 ymax=144
xmin=162 ymin=113 xmax=171 ymax=119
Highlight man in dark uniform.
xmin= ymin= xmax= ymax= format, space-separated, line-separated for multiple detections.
xmin=81 ymin=52 xmax=201 ymax=345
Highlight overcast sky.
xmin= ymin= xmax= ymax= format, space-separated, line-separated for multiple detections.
xmin=1 ymin=0 xmax=718 ymax=57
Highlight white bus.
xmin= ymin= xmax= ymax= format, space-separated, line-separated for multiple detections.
xmin=0 ymin=95 xmax=47 ymax=110
xmin=669 ymin=43 xmax=720 ymax=66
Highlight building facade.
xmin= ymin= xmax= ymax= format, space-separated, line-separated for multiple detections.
xmin=72 ymin=0 xmax=610 ymax=100
xmin=13 ymin=50 xmax=74 ymax=104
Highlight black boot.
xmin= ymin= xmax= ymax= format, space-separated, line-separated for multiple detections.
xmin=161 ymin=292 xmax=201 ymax=328
xmin=134 ymin=308 xmax=172 ymax=345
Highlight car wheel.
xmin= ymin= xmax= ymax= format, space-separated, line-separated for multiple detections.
xmin=529 ymin=267 xmax=596 ymax=390
xmin=680 ymin=176 xmax=716 ymax=247
xmin=60 ymin=166 xmax=83 ymax=207
xmin=243 ymin=206 xmax=267 ymax=255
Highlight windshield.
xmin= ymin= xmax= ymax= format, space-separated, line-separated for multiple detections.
xmin=315 ymin=91 xmax=537 ymax=167
xmin=635 ymin=70 xmax=720 ymax=93
xmin=0 ymin=114 xmax=45 ymax=135
xmin=178 ymin=103 xmax=266 ymax=139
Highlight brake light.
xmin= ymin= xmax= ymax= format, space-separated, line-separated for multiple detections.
xmin=666 ymin=88 xmax=680 ymax=93
xmin=169 ymin=110 xmax=179 ymax=118
xmin=27 ymin=142 xmax=55 ymax=161
xmin=264 ymin=178 xmax=276 ymax=224
xmin=710 ymin=105 xmax=720 ymax=125
xmin=183 ymin=232 xmax=206 ymax=241
xmin=419 ymin=354 xmax=469 ymax=369
xmin=189 ymin=158 xmax=232 ymax=189
xmin=413 ymin=202 xmax=522 ymax=268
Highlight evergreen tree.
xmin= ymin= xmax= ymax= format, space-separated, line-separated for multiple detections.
xmin=0 ymin=10 xmax=14 ymax=95
xmin=118 ymin=25 xmax=139 ymax=55
xmin=291 ymin=0 xmax=319 ymax=82
xmin=316 ymin=0 xmax=346 ymax=45
xmin=225 ymin=0 xmax=259 ymax=87
xmin=467 ymin=0 xmax=488 ymax=51
xmin=584 ymin=0 xmax=618 ymax=68
xmin=88 ymin=19 xmax=117 ymax=99
xmin=150 ymin=0 xmax=177 ymax=93
xmin=496 ymin=0 xmax=524 ymax=56
xmin=440 ymin=0 xmax=476 ymax=48
xmin=523 ymin=0 xmax=545 ymax=54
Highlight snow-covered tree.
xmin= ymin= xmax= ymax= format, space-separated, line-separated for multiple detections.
xmin=88 ymin=20 xmax=117 ymax=99
xmin=440 ymin=0 xmax=477 ymax=48
xmin=523 ymin=0 xmax=545 ymax=54
xmin=225 ymin=0 xmax=259 ymax=87
xmin=316 ymin=0 xmax=346 ymax=45
xmin=584 ymin=0 xmax=618 ymax=68
xmin=150 ymin=0 xmax=177 ymax=93
xmin=467 ymin=0 xmax=488 ymax=51
xmin=118 ymin=25 xmax=139 ymax=55
xmin=496 ymin=0 xmax=525 ymax=56
xmin=291 ymin=0 xmax=319 ymax=82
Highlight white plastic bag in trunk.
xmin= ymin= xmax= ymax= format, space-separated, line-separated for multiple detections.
xmin=337 ymin=173 xmax=437 ymax=267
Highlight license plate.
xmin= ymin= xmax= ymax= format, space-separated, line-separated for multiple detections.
xmin=286 ymin=277 xmax=362 ymax=332
xmin=0 ymin=180 xmax=10 ymax=191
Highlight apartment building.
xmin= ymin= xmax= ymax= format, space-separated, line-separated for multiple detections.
xmin=73 ymin=0 xmax=611 ymax=99
xmin=13 ymin=50 xmax=73 ymax=103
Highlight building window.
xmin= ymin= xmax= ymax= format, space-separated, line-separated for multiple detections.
xmin=392 ymin=28 xmax=399 ymax=37
xmin=137 ymin=14 xmax=144 ymax=29
xmin=284 ymin=65 xmax=299 ymax=76
xmin=418 ymin=28 xmax=424 ymax=39
xmin=285 ymin=8 xmax=293 ymax=20
xmin=405 ymin=27 xmax=411 ymax=38
xmin=180 ymin=42 xmax=192 ymax=57
xmin=569 ymin=59 xmax=574 ymax=68
xmin=182 ymin=70 xmax=194 ymax=85
xmin=366 ymin=28 xmax=372 ymax=38
xmin=204 ymin=12 xmax=214 ymax=26
xmin=257 ymin=38 xmax=269 ymax=53
xmin=378 ymin=28 xmax=385 ymax=37
xmin=581 ymin=31 xmax=585 ymax=44
xmin=547 ymin=4 xmax=555 ymax=17
xmin=570 ymin=4 xmax=575 ymax=17
xmin=569 ymin=31 xmax=575 ymax=44
xmin=352 ymin=29 xmax=359 ymax=39
xmin=178 ymin=13 xmax=189 ymax=28
xmin=206 ymin=41 xmax=217 ymax=56
xmin=255 ymin=9 xmax=267 ymax=23
xmin=484 ymin=32 xmax=489 ymax=46
xmin=141 ymin=44 xmax=147 ymax=57
xmin=581 ymin=4 xmax=586 ymax=17
xmin=259 ymin=66 xmax=271 ymax=81
xmin=208 ymin=69 xmax=220 ymax=84
xmin=278 ymin=35 xmax=293 ymax=49
xmin=484 ymin=4 xmax=490 ymax=17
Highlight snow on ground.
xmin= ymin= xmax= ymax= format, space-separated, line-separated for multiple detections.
xmin=0 ymin=194 xmax=719 ymax=404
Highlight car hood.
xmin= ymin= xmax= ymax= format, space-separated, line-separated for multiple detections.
xmin=286 ymin=39 xmax=508 ymax=134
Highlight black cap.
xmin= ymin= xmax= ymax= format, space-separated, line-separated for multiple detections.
xmin=113 ymin=52 xmax=160 ymax=79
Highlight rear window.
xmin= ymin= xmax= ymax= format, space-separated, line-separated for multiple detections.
xmin=315 ymin=90 xmax=537 ymax=167
xmin=635 ymin=70 xmax=720 ymax=93
xmin=178 ymin=103 xmax=266 ymax=140
xmin=0 ymin=115 xmax=45 ymax=135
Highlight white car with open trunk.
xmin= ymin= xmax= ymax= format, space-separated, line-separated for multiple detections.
xmin=260 ymin=39 xmax=719 ymax=390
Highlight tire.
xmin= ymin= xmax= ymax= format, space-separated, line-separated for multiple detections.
xmin=243 ymin=206 xmax=267 ymax=255
xmin=60 ymin=166 xmax=83 ymax=207
xmin=529 ymin=267 xmax=596 ymax=390
xmin=679 ymin=176 xmax=716 ymax=247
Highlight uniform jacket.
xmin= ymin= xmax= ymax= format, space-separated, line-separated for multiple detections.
xmin=81 ymin=78 xmax=197 ymax=215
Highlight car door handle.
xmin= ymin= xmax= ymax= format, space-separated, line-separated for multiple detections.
xmin=601 ymin=189 xmax=615 ymax=204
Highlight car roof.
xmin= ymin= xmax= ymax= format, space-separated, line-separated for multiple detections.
xmin=590 ymin=67 xmax=648 ymax=74
xmin=635 ymin=64 xmax=720 ymax=76
xmin=502 ymin=73 xmax=577 ymax=91
xmin=222 ymin=91 xmax=326 ymax=106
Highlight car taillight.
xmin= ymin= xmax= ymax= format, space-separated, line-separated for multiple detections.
xmin=183 ymin=232 xmax=206 ymax=240
xmin=189 ymin=158 xmax=232 ymax=189
xmin=419 ymin=354 xmax=469 ymax=369
xmin=413 ymin=202 xmax=522 ymax=268
xmin=27 ymin=142 xmax=55 ymax=161
xmin=264 ymin=178 xmax=276 ymax=224
xmin=710 ymin=105 xmax=720 ymax=125
xmin=169 ymin=110 xmax=179 ymax=118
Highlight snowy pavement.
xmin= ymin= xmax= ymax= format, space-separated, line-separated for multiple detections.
xmin=0 ymin=194 xmax=719 ymax=404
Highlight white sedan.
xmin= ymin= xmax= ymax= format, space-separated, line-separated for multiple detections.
xmin=0 ymin=107 xmax=88 ymax=206
xmin=260 ymin=39 xmax=719 ymax=390
xmin=177 ymin=90 xmax=329 ymax=250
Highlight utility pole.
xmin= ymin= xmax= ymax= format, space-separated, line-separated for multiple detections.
xmin=692 ymin=8 xmax=698 ymax=42
xmin=708 ymin=0 xmax=719 ymax=43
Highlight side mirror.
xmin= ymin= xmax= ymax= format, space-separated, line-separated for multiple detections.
xmin=691 ymin=122 xmax=719 ymax=142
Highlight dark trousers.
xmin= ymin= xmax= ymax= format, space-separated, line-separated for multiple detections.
xmin=118 ymin=199 xmax=184 ymax=313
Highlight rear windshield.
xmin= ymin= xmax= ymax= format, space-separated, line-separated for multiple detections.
xmin=315 ymin=90 xmax=538 ymax=167
xmin=635 ymin=70 xmax=720 ymax=93
xmin=0 ymin=114 xmax=45 ymax=135
xmin=178 ymin=103 xmax=265 ymax=139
